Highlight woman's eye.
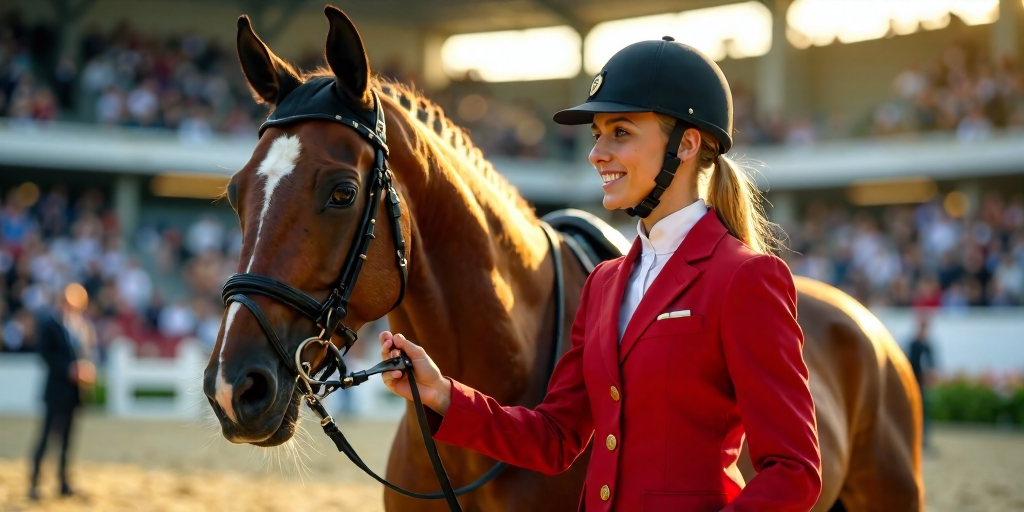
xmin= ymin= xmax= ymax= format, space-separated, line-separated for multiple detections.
xmin=328 ymin=185 xmax=357 ymax=207
xmin=592 ymin=128 xmax=627 ymax=141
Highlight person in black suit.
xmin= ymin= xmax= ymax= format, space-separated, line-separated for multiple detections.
xmin=907 ymin=315 xmax=938 ymax=450
xmin=28 ymin=283 xmax=95 ymax=500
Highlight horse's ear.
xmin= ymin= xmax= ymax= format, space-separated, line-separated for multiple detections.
xmin=324 ymin=6 xmax=372 ymax=108
xmin=236 ymin=15 xmax=301 ymax=106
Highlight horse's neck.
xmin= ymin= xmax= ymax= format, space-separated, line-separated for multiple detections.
xmin=391 ymin=159 xmax=552 ymax=403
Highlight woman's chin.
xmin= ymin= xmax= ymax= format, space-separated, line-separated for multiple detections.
xmin=602 ymin=195 xmax=636 ymax=212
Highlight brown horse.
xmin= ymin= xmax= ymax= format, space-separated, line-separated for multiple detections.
xmin=202 ymin=6 xmax=923 ymax=512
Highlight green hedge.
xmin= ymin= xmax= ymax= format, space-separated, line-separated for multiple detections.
xmin=928 ymin=379 xmax=1024 ymax=425
xmin=84 ymin=379 xmax=175 ymax=408
xmin=1011 ymin=386 xmax=1024 ymax=426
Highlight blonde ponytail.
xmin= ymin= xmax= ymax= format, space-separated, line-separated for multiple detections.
xmin=706 ymin=153 xmax=777 ymax=254
xmin=655 ymin=114 xmax=779 ymax=254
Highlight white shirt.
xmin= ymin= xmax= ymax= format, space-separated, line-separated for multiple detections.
xmin=618 ymin=199 xmax=707 ymax=342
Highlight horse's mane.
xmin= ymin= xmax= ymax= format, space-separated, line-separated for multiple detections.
xmin=299 ymin=69 xmax=539 ymax=227
xmin=381 ymin=81 xmax=539 ymax=223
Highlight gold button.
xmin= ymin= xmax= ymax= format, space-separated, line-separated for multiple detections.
xmin=605 ymin=434 xmax=617 ymax=451
xmin=600 ymin=485 xmax=611 ymax=501
xmin=609 ymin=386 xmax=620 ymax=401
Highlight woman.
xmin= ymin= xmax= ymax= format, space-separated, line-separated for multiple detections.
xmin=380 ymin=38 xmax=822 ymax=512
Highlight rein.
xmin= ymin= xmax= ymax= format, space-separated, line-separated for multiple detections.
xmin=220 ymin=82 xmax=567 ymax=512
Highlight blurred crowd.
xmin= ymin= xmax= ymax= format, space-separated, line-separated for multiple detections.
xmin=781 ymin=192 xmax=1024 ymax=309
xmin=427 ymin=44 xmax=1024 ymax=157
xmin=0 ymin=10 xmax=263 ymax=142
xmin=732 ymin=46 xmax=1024 ymax=147
xmin=5 ymin=8 xmax=1024 ymax=159
xmin=0 ymin=183 xmax=238 ymax=359
xmin=3 ymin=181 xmax=1022 ymax=360
xmin=871 ymin=46 xmax=1024 ymax=142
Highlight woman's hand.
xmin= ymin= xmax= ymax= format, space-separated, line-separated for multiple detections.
xmin=380 ymin=331 xmax=452 ymax=415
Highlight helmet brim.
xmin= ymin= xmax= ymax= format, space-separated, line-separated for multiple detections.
xmin=552 ymin=101 xmax=650 ymax=125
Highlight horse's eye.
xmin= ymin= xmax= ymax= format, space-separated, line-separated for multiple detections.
xmin=328 ymin=185 xmax=357 ymax=208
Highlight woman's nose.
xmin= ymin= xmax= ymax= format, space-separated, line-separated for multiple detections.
xmin=589 ymin=139 xmax=610 ymax=167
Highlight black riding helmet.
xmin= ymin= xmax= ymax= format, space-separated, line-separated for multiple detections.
xmin=553 ymin=36 xmax=734 ymax=218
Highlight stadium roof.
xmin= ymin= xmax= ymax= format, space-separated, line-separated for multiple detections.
xmin=4 ymin=121 xmax=1023 ymax=200
xmin=193 ymin=0 xmax=762 ymax=33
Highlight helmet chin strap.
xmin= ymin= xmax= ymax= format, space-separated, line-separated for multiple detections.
xmin=624 ymin=120 xmax=688 ymax=219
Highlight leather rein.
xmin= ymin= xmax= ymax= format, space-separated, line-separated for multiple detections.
xmin=220 ymin=86 xmax=567 ymax=512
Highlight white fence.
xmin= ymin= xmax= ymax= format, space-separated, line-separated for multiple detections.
xmin=0 ymin=338 xmax=406 ymax=419
xmin=0 ymin=352 xmax=44 ymax=414
xmin=872 ymin=308 xmax=1024 ymax=376
xmin=2 ymin=309 xmax=1022 ymax=418
xmin=105 ymin=338 xmax=205 ymax=418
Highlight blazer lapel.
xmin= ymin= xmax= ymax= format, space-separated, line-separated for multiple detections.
xmin=618 ymin=208 xmax=730 ymax=364
xmin=599 ymin=237 xmax=640 ymax=387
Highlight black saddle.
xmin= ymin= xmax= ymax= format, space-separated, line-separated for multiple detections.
xmin=542 ymin=208 xmax=632 ymax=274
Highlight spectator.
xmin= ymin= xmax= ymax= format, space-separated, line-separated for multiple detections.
xmin=905 ymin=315 xmax=938 ymax=450
xmin=992 ymin=252 xmax=1023 ymax=305
xmin=193 ymin=298 xmax=222 ymax=352
xmin=178 ymin=103 xmax=213 ymax=144
xmin=29 ymin=283 xmax=96 ymax=501
xmin=116 ymin=257 xmax=152 ymax=311
xmin=157 ymin=298 xmax=197 ymax=338
xmin=894 ymin=63 xmax=928 ymax=100
xmin=1 ymin=190 xmax=35 ymax=257
xmin=185 ymin=214 xmax=224 ymax=256
xmin=783 ymin=191 xmax=1024 ymax=310
xmin=125 ymin=77 xmax=159 ymax=127
xmin=956 ymin=104 xmax=992 ymax=142
xmin=95 ymin=84 xmax=124 ymax=125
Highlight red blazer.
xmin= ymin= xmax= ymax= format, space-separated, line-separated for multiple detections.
xmin=431 ymin=208 xmax=822 ymax=512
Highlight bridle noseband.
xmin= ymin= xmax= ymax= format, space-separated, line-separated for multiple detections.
xmin=218 ymin=79 xmax=567 ymax=512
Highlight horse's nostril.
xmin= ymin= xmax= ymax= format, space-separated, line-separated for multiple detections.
xmin=233 ymin=367 xmax=277 ymax=421
xmin=240 ymin=372 xmax=269 ymax=404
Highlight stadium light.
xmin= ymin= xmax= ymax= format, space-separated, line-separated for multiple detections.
xmin=584 ymin=1 xmax=773 ymax=75
xmin=944 ymin=191 xmax=971 ymax=218
xmin=151 ymin=172 xmax=230 ymax=199
xmin=846 ymin=176 xmax=938 ymax=206
xmin=15 ymin=182 xmax=40 ymax=208
xmin=787 ymin=0 xmax=998 ymax=48
xmin=441 ymin=26 xmax=581 ymax=82
xmin=948 ymin=0 xmax=1000 ymax=25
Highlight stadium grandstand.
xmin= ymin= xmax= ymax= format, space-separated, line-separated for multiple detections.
xmin=1 ymin=0 xmax=1023 ymax=363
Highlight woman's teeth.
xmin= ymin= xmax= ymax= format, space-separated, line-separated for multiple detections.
xmin=601 ymin=173 xmax=625 ymax=183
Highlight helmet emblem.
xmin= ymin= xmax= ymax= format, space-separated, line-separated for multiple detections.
xmin=590 ymin=73 xmax=604 ymax=97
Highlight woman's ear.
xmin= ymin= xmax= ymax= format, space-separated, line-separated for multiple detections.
xmin=676 ymin=128 xmax=703 ymax=161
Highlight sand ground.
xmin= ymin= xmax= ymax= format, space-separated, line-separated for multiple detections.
xmin=1 ymin=413 xmax=1023 ymax=511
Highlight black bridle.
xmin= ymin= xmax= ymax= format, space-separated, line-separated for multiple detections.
xmin=220 ymin=81 xmax=566 ymax=512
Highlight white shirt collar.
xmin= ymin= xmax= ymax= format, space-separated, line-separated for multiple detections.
xmin=636 ymin=198 xmax=707 ymax=256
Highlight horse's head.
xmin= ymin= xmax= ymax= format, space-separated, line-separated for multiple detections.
xmin=203 ymin=6 xmax=412 ymax=446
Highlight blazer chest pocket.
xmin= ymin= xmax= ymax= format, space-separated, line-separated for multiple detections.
xmin=642 ymin=315 xmax=703 ymax=339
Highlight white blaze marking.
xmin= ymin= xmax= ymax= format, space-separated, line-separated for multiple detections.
xmin=216 ymin=302 xmax=242 ymax=423
xmin=215 ymin=134 xmax=300 ymax=423
xmin=246 ymin=134 xmax=302 ymax=272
